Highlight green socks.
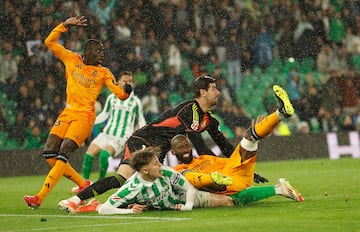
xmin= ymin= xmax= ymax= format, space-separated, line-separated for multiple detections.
xmin=82 ymin=153 xmax=95 ymax=179
xmin=230 ymin=186 xmax=276 ymax=206
xmin=99 ymin=150 xmax=111 ymax=180
xmin=82 ymin=150 xmax=111 ymax=180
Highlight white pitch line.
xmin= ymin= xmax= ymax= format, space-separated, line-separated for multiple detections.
xmin=0 ymin=214 xmax=190 ymax=232
xmin=1 ymin=220 xmax=169 ymax=232
xmin=0 ymin=213 xmax=190 ymax=220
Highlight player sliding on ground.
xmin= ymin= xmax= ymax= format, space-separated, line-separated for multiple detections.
xmin=59 ymin=85 xmax=303 ymax=214
xmin=64 ymin=146 xmax=303 ymax=214
xmin=170 ymin=85 xmax=302 ymax=196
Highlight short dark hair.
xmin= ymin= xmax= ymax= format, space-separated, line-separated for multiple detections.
xmin=193 ymin=75 xmax=216 ymax=98
xmin=129 ymin=147 xmax=161 ymax=171
xmin=170 ymin=134 xmax=190 ymax=148
xmin=84 ymin=39 xmax=102 ymax=52
xmin=119 ymin=71 xmax=132 ymax=76
xmin=117 ymin=71 xmax=132 ymax=81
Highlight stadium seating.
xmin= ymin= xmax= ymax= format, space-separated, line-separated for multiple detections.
xmin=181 ymin=68 xmax=195 ymax=86
xmin=168 ymin=93 xmax=183 ymax=107
xmin=0 ymin=132 xmax=7 ymax=148
xmin=352 ymin=54 xmax=360 ymax=74
xmin=299 ymin=57 xmax=315 ymax=73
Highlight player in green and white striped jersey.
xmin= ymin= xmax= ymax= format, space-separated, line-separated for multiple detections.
xmin=69 ymin=146 xmax=303 ymax=215
xmin=65 ymin=147 xmax=235 ymax=214
xmin=96 ymin=147 xmax=198 ymax=214
xmin=76 ymin=71 xmax=146 ymax=190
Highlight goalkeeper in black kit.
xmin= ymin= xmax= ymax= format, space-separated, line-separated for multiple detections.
xmin=59 ymin=76 xmax=268 ymax=212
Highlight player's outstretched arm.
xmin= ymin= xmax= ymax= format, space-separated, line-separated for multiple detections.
xmin=45 ymin=16 xmax=87 ymax=60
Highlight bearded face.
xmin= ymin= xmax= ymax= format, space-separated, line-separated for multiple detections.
xmin=174 ymin=149 xmax=194 ymax=164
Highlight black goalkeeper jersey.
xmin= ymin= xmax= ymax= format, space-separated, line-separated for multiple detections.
xmin=126 ymin=100 xmax=234 ymax=162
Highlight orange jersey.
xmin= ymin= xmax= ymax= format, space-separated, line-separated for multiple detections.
xmin=44 ymin=23 xmax=129 ymax=113
xmin=173 ymin=155 xmax=227 ymax=174
xmin=173 ymin=145 xmax=256 ymax=195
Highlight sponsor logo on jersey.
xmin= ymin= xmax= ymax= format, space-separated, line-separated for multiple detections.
xmin=199 ymin=117 xmax=209 ymax=130
xmin=171 ymin=173 xmax=181 ymax=185
xmin=111 ymin=196 xmax=121 ymax=202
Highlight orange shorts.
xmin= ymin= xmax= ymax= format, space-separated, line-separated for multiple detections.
xmin=221 ymin=144 xmax=256 ymax=195
xmin=50 ymin=108 xmax=96 ymax=147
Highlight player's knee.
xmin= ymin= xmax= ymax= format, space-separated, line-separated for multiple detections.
xmin=44 ymin=134 xmax=62 ymax=151
xmin=96 ymin=203 xmax=108 ymax=215
xmin=43 ymin=151 xmax=58 ymax=159
xmin=240 ymin=149 xmax=256 ymax=161
xmin=116 ymin=163 xmax=135 ymax=179
xmin=225 ymin=196 xmax=235 ymax=206
xmin=43 ymin=151 xmax=58 ymax=166
xmin=97 ymin=201 xmax=116 ymax=215
xmin=240 ymin=138 xmax=258 ymax=152
xmin=56 ymin=152 xmax=70 ymax=163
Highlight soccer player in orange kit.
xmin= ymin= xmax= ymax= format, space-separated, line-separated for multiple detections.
xmin=24 ymin=16 xmax=132 ymax=208
xmin=171 ymin=85 xmax=303 ymax=198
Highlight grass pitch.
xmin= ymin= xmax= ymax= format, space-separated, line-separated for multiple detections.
xmin=1 ymin=158 xmax=359 ymax=232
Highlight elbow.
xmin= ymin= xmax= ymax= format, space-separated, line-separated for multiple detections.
xmin=97 ymin=204 xmax=108 ymax=215
xmin=226 ymin=197 xmax=235 ymax=207
xmin=44 ymin=38 xmax=52 ymax=48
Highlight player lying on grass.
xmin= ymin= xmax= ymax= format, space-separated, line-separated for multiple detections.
xmin=56 ymin=76 xmax=268 ymax=211
xmin=62 ymin=146 xmax=303 ymax=214
xmin=59 ymin=85 xmax=303 ymax=214
xmin=170 ymin=85 xmax=298 ymax=195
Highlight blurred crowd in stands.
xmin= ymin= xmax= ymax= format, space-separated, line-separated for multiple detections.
xmin=0 ymin=0 xmax=359 ymax=150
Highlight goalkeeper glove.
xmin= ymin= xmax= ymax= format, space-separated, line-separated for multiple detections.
xmin=123 ymin=83 xmax=132 ymax=94
xmin=254 ymin=172 xmax=269 ymax=184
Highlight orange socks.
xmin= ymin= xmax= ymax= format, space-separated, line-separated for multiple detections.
xmin=64 ymin=163 xmax=87 ymax=186
xmin=254 ymin=111 xmax=280 ymax=138
xmin=37 ymin=160 xmax=67 ymax=201
xmin=46 ymin=157 xmax=86 ymax=187
xmin=46 ymin=157 xmax=57 ymax=167
xmin=37 ymin=160 xmax=86 ymax=202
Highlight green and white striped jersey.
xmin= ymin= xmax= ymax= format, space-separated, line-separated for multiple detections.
xmin=95 ymin=92 xmax=146 ymax=139
xmin=107 ymin=166 xmax=193 ymax=210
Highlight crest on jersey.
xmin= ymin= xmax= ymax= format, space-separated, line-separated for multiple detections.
xmin=191 ymin=121 xmax=199 ymax=130
xmin=92 ymin=71 xmax=97 ymax=77
xmin=200 ymin=120 xmax=207 ymax=129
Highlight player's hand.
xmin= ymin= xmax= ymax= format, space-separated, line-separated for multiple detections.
xmin=63 ymin=16 xmax=88 ymax=28
xmin=123 ymin=83 xmax=132 ymax=94
xmin=128 ymin=203 xmax=147 ymax=213
xmin=254 ymin=172 xmax=269 ymax=184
